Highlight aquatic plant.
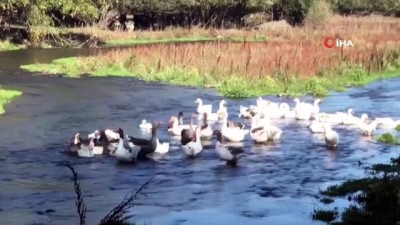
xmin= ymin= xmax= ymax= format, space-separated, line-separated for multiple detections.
xmin=0 ymin=87 xmax=22 ymax=114
xmin=65 ymin=163 xmax=150 ymax=225
xmin=313 ymin=156 xmax=400 ymax=225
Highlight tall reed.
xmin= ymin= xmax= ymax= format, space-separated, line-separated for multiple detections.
xmin=65 ymin=162 xmax=150 ymax=225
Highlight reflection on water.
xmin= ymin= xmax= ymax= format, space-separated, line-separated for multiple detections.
xmin=0 ymin=49 xmax=399 ymax=225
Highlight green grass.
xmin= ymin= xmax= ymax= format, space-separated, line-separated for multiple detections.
xmin=20 ymin=55 xmax=400 ymax=98
xmin=0 ymin=88 xmax=22 ymax=114
xmin=377 ymin=125 xmax=400 ymax=145
xmin=105 ymin=35 xmax=268 ymax=47
xmin=105 ymin=36 xmax=217 ymax=46
xmin=0 ymin=40 xmax=26 ymax=51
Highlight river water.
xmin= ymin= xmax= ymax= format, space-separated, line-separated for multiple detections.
xmin=0 ymin=48 xmax=399 ymax=225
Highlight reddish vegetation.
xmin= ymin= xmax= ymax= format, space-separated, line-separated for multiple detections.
xmin=85 ymin=16 xmax=400 ymax=79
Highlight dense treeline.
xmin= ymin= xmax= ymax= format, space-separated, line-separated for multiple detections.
xmin=331 ymin=0 xmax=400 ymax=16
xmin=1 ymin=0 xmax=398 ymax=29
xmin=0 ymin=0 xmax=399 ymax=44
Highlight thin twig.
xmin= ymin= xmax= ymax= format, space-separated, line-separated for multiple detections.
xmin=65 ymin=162 xmax=87 ymax=225
xmin=99 ymin=180 xmax=151 ymax=225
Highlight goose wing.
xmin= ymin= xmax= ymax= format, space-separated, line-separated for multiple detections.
xmin=127 ymin=135 xmax=150 ymax=146
xmin=79 ymin=137 xmax=92 ymax=145
xmin=251 ymin=126 xmax=264 ymax=134
xmin=227 ymin=146 xmax=245 ymax=155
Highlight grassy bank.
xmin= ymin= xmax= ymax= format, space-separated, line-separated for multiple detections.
xmin=0 ymin=40 xmax=26 ymax=52
xmin=21 ymin=16 xmax=400 ymax=97
xmin=0 ymin=24 xmax=272 ymax=51
xmin=0 ymin=88 xmax=22 ymax=114
xmin=64 ymin=26 xmax=272 ymax=47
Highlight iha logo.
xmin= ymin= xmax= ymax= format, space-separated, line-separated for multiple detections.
xmin=324 ymin=37 xmax=354 ymax=48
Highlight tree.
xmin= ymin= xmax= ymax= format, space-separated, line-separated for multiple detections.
xmin=274 ymin=0 xmax=314 ymax=26
xmin=0 ymin=0 xmax=100 ymax=42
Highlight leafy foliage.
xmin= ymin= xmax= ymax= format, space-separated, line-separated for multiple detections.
xmin=329 ymin=0 xmax=400 ymax=16
xmin=274 ymin=0 xmax=314 ymax=25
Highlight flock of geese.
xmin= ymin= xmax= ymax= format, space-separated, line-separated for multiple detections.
xmin=68 ymin=97 xmax=400 ymax=166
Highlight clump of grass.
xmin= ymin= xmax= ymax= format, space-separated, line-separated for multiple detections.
xmin=65 ymin=162 xmax=150 ymax=225
xmin=105 ymin=36 xmax=217 ymax=47
xmin=0 ymin=87 xmax=22 ymax=114
xmin=312 ymin=209 xmax=338 ymax=222
xmin=378 ymin=133 xmax=399 ymax=144
xmin=316 ymin=156 xmax=400 ymax=225
xmin=0 ymin=40 xmax=26 ymax=51
xmin=377 ymin=124 xmax=400 ymax=145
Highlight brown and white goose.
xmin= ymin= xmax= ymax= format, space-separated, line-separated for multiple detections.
xmin=181 ymin=126 xmax=203 ymax=158
xmin=88 ymin=128 xmax=124 ymax=155
xmin=68 ymin=133 xmax=94 ymax=158
xmin=200 ymin=113 xmax=213 ymax=140
xmin=114 ymin=133 xmax=140 ymax=163
xmin=213 ymin=130 xmax=246 ymax=166
xmin=180 ymin=114 xmax=197 ymax=145
xmin=168 ymin=112 xmax=197 ymax=136
xmin=221 ymin=116 xmax=249 ymax=142
xmin=127 ymin=121 xmax=162 ymax=159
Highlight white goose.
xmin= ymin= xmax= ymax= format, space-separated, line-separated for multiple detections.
xmin=115 ymin=134 xmax=140 ymax=163
xmin=139 ymin=119 xmax=152 ymax=129
xmin=155 ymin=138 xmax=169 ymax=154
xmin=322 ymin=122 xmax=339 ymax=148
xmin=221 ymin=116 xmax=249 ymax=142
xmin=181 ymin=126 xmax=203 ymax=158
xmin=375 ymin=117 xmax=400 ymax=129
xmin=200 ymin=113 xmax=213 ymax=140
xmin=216 ymin=100 xmax=229 ymax=120
xmin=266 ymin=123 xmax=283 ymax=141
xmin=203 ymin=100 xmax=227 ymax=121
xmin=294 ymin=100 xmax=313 ymax=120
xmin=262 ymin=102 xmax=285 ymax=119
xmin=311 ymin=98 xmax=321 ymax=115
xmin=357 ymin=119 xmax=379 ymax=136
xmin=167 ymin=114 xmax=197 ymax=136
xmin=238 ymin=105 xmax=258 ymax=119
xmin=317 ymin=113 xmax=344 ymax=125
xmin=213 ymin=130 xmax=246 ymax=166
xmin=338 ymin=108 xmax=355 ymax=125
xmin=195 ymin=98 xmax=212 ymax=114
xmin=342 ymin=112 xmax=369 ymax=127
xmin=279 ymin=102 xmax=295 ymax=118
xmin=250 ymin=114 xmax=269 ymax=143
xmin=309 ymin=114 xmax=325 ymax=133
xmin=256 ymin=113 xmax=282 ymax=141
xmin=257 ymin=97 xmax=279 ymax=109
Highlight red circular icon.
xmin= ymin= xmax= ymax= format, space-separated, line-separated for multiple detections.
xmin=324 ymin=37 xmax=335 ymax=48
